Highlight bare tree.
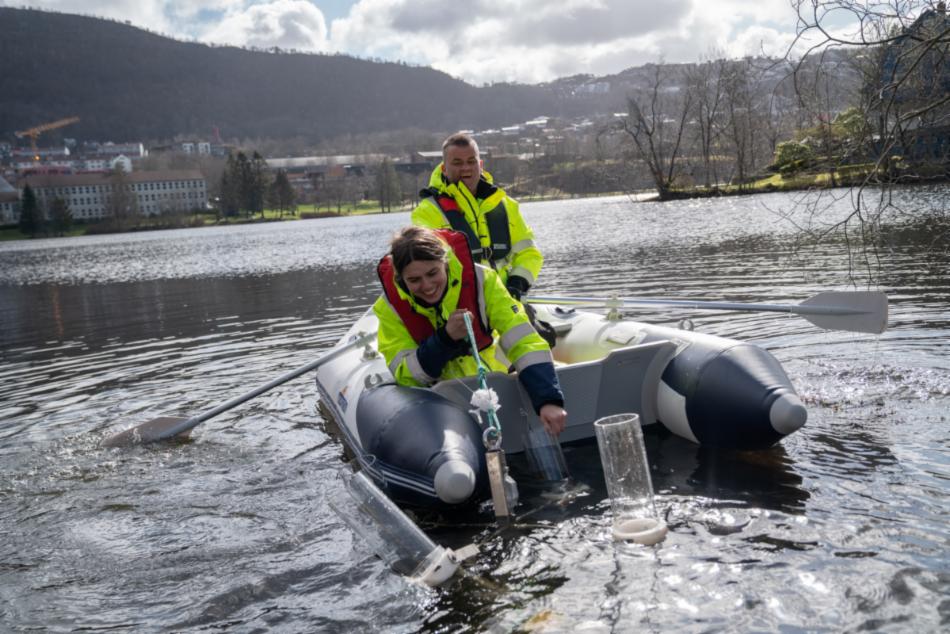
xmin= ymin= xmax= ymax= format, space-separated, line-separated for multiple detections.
xmin=788 ymin=2 xmax=950 ymax=223
xmin=720 ymin=59 xmax=777 ymax=188
xmin=615 ymin=64 xmax=695 ymax=199
xmin=106 ymin=167 xmax=139 ymax=229
xmin=685 ymin=55 xmax=727 ymax=188
xmin=375 ymin=158 xmax=401 ymax=213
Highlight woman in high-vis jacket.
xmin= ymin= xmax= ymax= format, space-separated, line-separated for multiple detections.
xmin=374 ymin=226 xmax=567 ymax=435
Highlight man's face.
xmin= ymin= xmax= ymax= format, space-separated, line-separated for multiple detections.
xmin=442 ymin=144 xmax=481 ymax=192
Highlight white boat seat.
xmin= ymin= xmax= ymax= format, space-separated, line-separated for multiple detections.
xmin=550 ymin=321 xmax=573 ymax=335
xmin=432 ymin=339 xmax=675 ymax=454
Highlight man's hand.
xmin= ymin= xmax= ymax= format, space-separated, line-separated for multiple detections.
xmin=539 ymin=403 xmax=568 ymax=436
xmin=506 ymin=275 xmax=530 ymax=301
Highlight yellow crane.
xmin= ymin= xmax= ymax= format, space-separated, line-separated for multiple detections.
xmin=14 ymin=116 xmax=80 ymax=160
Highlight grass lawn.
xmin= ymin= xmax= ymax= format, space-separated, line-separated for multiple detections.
xmin=1 ymin=225 xmax=87 ymax=240
xmin=1 ymin=202 xmax=412 ymax=240
xmin=682 ymin=163 xmax=883 ymax=196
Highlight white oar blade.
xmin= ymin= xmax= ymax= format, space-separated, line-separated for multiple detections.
xmin=102 ymin=416 xmax=192 ymax=448
xmin=800 ymin=291 xmax=888 ymax=334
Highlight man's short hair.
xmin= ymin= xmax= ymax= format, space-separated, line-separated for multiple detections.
xmin=441 ymin=132 xmax=479 ymax=159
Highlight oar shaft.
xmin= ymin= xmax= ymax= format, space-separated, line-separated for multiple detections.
xmin=622 ymin=298 xmax=864 ymax=316
xmin=526 ymin=291 xmax=888 ymax=334
xmin=159 ymin=333 xmax=373 ymax=438
xmin=527 ymin=295 xmax=868 ymax=317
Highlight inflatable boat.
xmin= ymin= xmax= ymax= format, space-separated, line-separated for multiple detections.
xmin=314 ymin=302 xmax=809 ymax=510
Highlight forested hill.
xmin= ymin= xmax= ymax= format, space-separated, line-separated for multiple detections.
xmin=1 ymin=8 xmax=602 ymax=144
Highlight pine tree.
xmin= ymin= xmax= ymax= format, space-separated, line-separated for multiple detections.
xmin=233 ymin=151 xmax=254 ymax=217
xmin=49 ymin=197 xmax=73 ymax=236
xmin=249 ymin=152 xmax=268 ymax=218
xmin=272 ymin=169 xmax=296 ymax=217
xmin=219 ymin=154 xmax=240 ymax=218
xmin=19 ymin=185 xmax=41 ymax=237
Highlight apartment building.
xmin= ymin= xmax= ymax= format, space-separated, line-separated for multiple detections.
xmin=21 ymin=170 xmax=207 ymax=220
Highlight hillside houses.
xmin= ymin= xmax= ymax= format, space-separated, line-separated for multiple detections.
xmin=876 ymin=2 xmax=950 ymax=162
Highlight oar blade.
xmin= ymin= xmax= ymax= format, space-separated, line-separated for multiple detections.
xmin=800 ymin=291 xmax=889 ymax=334
xmin=102 ymin=416 xmax=193 ymax=448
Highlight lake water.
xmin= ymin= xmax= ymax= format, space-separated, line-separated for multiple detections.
xmin=1 ymin=188 xmax=948 ymax=632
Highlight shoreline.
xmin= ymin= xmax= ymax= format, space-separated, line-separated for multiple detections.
xmin=4 ymin=174 xmax=947 ymax=241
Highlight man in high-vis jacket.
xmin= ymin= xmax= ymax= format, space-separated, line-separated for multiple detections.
xmin=412 ymin=132 xmax=542 ymax=303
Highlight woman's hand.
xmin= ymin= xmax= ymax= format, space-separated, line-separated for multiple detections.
xmin=444 ymin=309 xmax=472 ymax=342
xmin=539 ymin=403 xmax=568 ymax=436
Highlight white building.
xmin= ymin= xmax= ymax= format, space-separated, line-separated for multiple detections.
xmin=82 ymin=158 xmax=109 ymax=171
xmin=14 ymin=157 xmax=74 ymax=171
xmin=0 ymin=192 xmax=18 ymax=224
xmin=92 ymin=142 xmax=147 ymax=159
xmin=12 ymin=146 xmax=70 ymax=162
xmin=181 ymin=142 xmax=212 ymax=155
xmin=0 ymin=176 xmax=17 ymax=224
xmin=21 ymin=170 xmax=208 ymax=221
xmin=111 ymin=155 xmax=133 ymax=173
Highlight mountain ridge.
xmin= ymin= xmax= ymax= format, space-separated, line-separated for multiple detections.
xmin=1 ymin=7 xmax=610 ymax=145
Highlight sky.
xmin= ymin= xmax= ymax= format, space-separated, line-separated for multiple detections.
xmin=4 ymin=1 xmax=811 ymax=85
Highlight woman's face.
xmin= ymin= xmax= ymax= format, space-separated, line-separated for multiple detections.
xmin=400 ymin=259 xmax=447 ymax=305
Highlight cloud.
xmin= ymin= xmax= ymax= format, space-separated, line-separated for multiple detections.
xmin=328 ymin=0 xmax=801 ymax=84
xmin=5 ymin=0 xmax=806 ymax=83
xmin=495 ymin=0 xmax=689 ymax=47
xmin=202 ymin=0 xmax=329 ymax=51
xmin=329 ymin=0 xmax=693 ymax=83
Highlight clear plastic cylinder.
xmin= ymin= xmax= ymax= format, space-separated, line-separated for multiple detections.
xmin=593 ymin=413 xmax=668 ymax=545
xmin=522 ymin=415 xmax=569 ymax=482
xmin=328 ymin=467 xmax=458 ymax=585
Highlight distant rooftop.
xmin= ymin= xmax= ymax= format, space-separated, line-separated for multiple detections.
xmin=0 ymin=175 xmax=15 ymax=193
xmin=21 ymin=170 xmax=205 ymax=188
xmin=266 ymin=154 xmax=386 ymax=169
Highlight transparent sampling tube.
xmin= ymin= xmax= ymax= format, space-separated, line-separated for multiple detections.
xmin=328 ymin=466 xmax=459 ymax=585
xmin=593 ymin=413 xmax=668 ymax=545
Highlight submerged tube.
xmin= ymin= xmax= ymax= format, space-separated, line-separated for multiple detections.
xmin=356 ymin=384 xmax=489 ymax=508
xmin=658 ymin=340 xmax=807 ymax=450
xmin=329 ymin=469 xmax=460 ymax=586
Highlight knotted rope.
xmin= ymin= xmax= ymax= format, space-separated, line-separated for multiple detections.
xmin=462 ymin=312 xmax=502 ymax=450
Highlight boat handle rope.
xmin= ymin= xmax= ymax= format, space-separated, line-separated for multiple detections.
xmin=462 ymin=312 xmax=503 ymax=451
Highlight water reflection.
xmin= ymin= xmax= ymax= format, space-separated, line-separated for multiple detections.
xmin=0 ymin=266 xmax=378 ymax=351
xmin=1 ymin=190 xmax=948 ymax=632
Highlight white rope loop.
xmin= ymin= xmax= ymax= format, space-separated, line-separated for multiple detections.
xmin=461 ymin=312 xmax=502 ymax=446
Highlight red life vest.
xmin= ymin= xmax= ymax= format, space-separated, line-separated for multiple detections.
xmin=377 ymin=229 xmax=494 ymax=350
xmin=422 ymin=188 xmax=512 ymax=264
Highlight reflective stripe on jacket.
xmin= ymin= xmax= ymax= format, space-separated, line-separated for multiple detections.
xmin=411 ymin=165 xmax=542 ymax=286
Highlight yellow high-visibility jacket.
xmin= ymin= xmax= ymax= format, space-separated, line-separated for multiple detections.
xmin=411 ymin=165 xmax=543 ymax=290
xmin=373 ymin=242 xmax=560 ymax=411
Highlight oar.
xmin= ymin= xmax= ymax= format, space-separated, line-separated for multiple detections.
xmin=525 ymin=291 xmax=888 ymax=334
xmin=103 ymin=331 xmax=376 ymax=448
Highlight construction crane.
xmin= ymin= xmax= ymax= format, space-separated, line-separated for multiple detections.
xmin=14 ymin=116 xmax=80 ymax=160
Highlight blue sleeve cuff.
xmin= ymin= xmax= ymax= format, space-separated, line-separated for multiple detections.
xmin=518 ymin=362 xmax=564 ymax=414
xmin=416 ymin=329 xmax=468 ymax=378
